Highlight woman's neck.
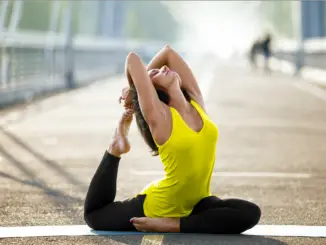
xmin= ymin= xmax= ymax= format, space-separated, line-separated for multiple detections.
xmin=167 ymin=86 xmax=191 ymax=112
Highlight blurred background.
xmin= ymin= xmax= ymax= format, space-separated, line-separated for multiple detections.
xmin=1 ymin=0 xmax=326 ymax=108
xmin=1 ymin=2 xmax=326 ymax=244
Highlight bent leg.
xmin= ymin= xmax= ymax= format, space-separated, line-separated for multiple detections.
xmin=84 ymin=109 xmax=146 ymax=231
xmin=180 ymin=196 xmax=261 ymax=234
xmin=86 ymin=192 xmax=146 ymax=231
xmin=84 ymin=151 xmax=120 ymax=215
xmin=84 ymin=151 xmax=146 ymax=231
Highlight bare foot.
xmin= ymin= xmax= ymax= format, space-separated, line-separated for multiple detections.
xmin=108 ymin=109 xmax=134 ymax=157
xmin=130 ymin=217 xmax=180 ymax=233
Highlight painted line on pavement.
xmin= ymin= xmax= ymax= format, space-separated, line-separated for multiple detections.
xmin=244 ymin=225 xmax=326 ymax=238
xmin=0 ymin=225 xmax=326 ymax=238
xmin=129 ymin=170 xmax=312 ymax=179
xmin=141 ymin=235 xmax=164 ymax=245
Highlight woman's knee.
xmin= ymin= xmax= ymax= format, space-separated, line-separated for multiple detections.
xmin=229 ymin=199 xmax=261 ymax=231
xmin=84 ymin=210 xmax=113 ymax=230
xmin=84 ymin=209 xmax=135 ymax=231
xmin=244 ymin=202 xmax=261 ymax=229
xmin=84 ymin=211 xmax=101 ymax=230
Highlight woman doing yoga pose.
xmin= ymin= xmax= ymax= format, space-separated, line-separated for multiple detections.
xmin=84 ymin=45 xmax=261 ymax=233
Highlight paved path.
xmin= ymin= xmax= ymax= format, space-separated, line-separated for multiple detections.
xmin=0 ymin=59 xmax=326 ymax=244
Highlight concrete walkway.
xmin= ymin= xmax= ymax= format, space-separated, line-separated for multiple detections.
xmin=0 ymin=59 xmax=326 ymax=245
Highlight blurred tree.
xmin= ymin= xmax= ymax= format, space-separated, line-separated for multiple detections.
xmin=4 ymin=0 xmax=179 ymax=40
xmin=125 ymin=1 xmax=179 ymax=42
xmin=57 ymin=1 xmax=82 ymax=34
xmin=260 ymin=1 xmax=294 ymax=38
xmin=75 ymin=1 xmax=100 ymax=36
xmin=18 ymin=1 xmax=51 ymax=31
xmin=3 ymin=0 xmax=81 ymax=34
xmin=125 ymin=7 xmax=145 ymax=39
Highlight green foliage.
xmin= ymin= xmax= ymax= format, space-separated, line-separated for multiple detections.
xmin=2 ymin=1 xmax=80 ymax=33
xmin=19 ymin=1 xmax=51 ymax=31
xmin=3 ymin=0 xmax=179 ymax=40
xmin=125 ymin=7 xmax=144 ymax=38
xmin=125 ymin=1 xmax=179 ymax=42
xmin=260 ymin=1 xmax=294 ymax=38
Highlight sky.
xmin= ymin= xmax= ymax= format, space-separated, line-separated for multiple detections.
xmin=164 ymin=1 xmax=264 ymax=58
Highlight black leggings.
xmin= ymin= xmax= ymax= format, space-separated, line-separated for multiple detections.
xmin=84 ymin=151 xmax=261 ymax=234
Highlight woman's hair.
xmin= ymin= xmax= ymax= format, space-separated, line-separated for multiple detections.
xmin=130 ymin=83 xmax=191 ymax=156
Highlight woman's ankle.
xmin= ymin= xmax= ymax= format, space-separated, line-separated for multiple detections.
xmin=107 ymin=143 xmax=121 ymax=158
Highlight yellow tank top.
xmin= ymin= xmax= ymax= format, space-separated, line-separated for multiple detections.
xmin=140 ymin=100 xmax=219 ymax=218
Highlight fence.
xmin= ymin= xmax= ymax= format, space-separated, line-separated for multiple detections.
xmin=272 ymin=37 xmax=326 ymax=71
xmin=0 ymin=30 xmax=161 ymax=107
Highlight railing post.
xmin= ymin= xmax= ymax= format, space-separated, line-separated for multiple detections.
xmin=3 ymin=0 xmax=23 ymax=87
xmin=295 ymin=1 xmax=304 ymax=75
xmin=45 ymin=1 xmax=61 ymax=79
xmin=0 ymin=0 xmax=9 ymax=34
xmin=8 ymin=0 xmax=23 ymax=33
xmin=64 ymin=1 xmax=75 ymax=89
xmin=0 ymin=0 xmax=9 ymax=88
xmin=1 ymin=48 xmax=10 ymax=88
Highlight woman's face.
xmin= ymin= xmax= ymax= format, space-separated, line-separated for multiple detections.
xmin=148 ymin=65 xmax=181 ymax=90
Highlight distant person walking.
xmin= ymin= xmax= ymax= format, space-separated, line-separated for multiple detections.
xmin=261 ymin=34 xmax=272 ymax=72
xmin=249 ymin=40 xmax=261 ymax=69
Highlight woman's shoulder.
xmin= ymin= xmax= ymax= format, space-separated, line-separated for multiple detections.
xmin=190 ymin=99 xmax=207 ymax=115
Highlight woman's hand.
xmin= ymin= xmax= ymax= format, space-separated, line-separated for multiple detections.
xmin=119 ymin=86 xmax=133 ymax=109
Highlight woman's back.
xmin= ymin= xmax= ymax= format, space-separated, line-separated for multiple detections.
xmin=140 ymin=100 xmax=219 ymax=218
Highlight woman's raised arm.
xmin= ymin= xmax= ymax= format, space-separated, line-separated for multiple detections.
xmin=125 ymin=52 xmax=166 ymax=127
xmin=147 ymin=45 xmax=205 ymax=110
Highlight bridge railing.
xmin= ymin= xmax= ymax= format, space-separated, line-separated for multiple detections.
xmin=0 ymin=30 xmax=161 ymax=107
xmin=272 ymin=37 xmax=326 ymax=71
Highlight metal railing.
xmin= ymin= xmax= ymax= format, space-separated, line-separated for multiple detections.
xmin=0 ymin=30 xmax=161 ymax=107
xmin=272 ymin=37 xmax=326 ymax=71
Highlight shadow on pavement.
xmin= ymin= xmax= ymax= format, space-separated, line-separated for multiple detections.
xmin=0 ymin=170 xmax=81 ymax=203
xmin=0 ymin=127 xmax=88 ymax=192
xmin=97 ymin=234 xmax=288 ymax=245
xmin=0 ymin=145 xmax=84 ymax=221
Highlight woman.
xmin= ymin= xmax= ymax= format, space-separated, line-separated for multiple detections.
xmin=84 ymin=45 xmax=261 ymax=233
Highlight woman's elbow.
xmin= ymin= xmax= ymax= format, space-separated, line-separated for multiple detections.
xmin=127 ymin=52 xmax=140 ymax=63
xmin=163 ymin=44 xmax=170 ymax=49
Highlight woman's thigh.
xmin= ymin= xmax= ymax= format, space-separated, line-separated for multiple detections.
xmin=85 ymin=194 xmax=146 ymax=231
xmin=182 ymin=196 xmax=261 ymax=234
xmin=190 ymin=196 xmax=223 ymax=215
xmin=191 ymin=196 xmax=261 ymax=217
